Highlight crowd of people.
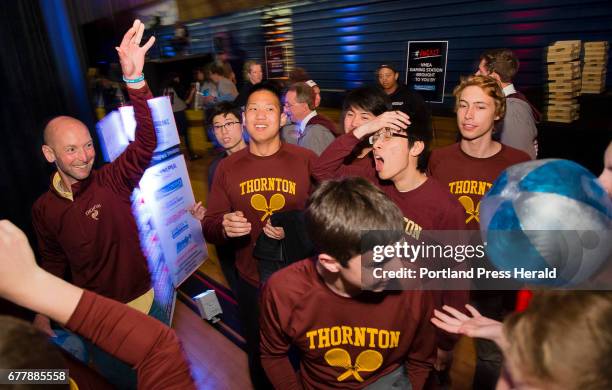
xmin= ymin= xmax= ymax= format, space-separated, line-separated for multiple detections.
xmin=0 ymin=19 xmax=611 ymax=390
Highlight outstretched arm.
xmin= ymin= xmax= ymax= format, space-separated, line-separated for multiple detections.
xmin=101 ymin=20 xmax=158 ymax=193
xmin=0 ymin=220 xmax=196 ymax=389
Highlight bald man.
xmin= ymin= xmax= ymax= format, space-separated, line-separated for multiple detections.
xmin=31 ymin=20 xmax=158 ymax=336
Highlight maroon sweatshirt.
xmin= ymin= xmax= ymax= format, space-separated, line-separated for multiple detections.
xmin=314 ymin=133 xmax=470 ymax=350
xmin=260 ymin=259 xmax=436 ymax=389
xmin=202 ymin=143 xmax=316 ymax=285
xmin=309 ymin=113 xmax=341 ymax=137
xmin=312 ymin=132 xmax=381 ymax=184
xmin=428 ymin=143 xmax=530 ymax=230
xmin=66 ymin=290 xmax=195 ymax=389
xmin=32 ymin=85 xmax=156 ymax=303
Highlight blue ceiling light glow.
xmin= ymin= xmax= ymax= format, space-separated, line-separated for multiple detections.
xmin=338 ymin=26 xmax=361 ymax=33
xmin=341 ymin=45 xmax=361 ymax=52
xmin=343 ymin=54 xmax=361 ymax=62
xmin=333 ymin=6 xmax=366 ymax=14
xmin=336 ymin=16 xmax=365 ymax=24
xmin=340 ymin=35 xmax=360 ymax=43
xmin=343 ymin=63 xmax=360 ymax=71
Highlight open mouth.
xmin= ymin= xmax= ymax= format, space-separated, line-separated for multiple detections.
xmin=374 ymin=155 xmax=385 ymax=172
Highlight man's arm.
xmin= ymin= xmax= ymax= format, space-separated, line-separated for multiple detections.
xmin=98 ymin=20 xmax=157 ymax=194
xmin=202 ymin=160 xmax=252 ymax=243
xmin=0 ymin=219 xmax=196 ymax=390
xmin=500 ymin=99 xmax=537 ymax=160
xmin=312 ymin=110 xmax=410 ymax=182
xmin=259 ymin=281 xmax=302 ymax=390
xmin=299 ymin=125 xmax=335 ymax=156
xmin=31 ymin=205 xmax=69 ymax=336
xmin=311 ymin=132 xmax=371 ymax=181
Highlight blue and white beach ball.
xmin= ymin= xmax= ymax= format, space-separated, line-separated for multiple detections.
xmin=480 ymin=159 xmax=612 ymax=286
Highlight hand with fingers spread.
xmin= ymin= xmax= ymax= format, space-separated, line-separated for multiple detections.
xmin=263 ymin=220 xmax=285 ymax=240
xmin=115 ymin=19 xmax=156 ymax=85
xmin=222 ymin=211 xmax=251 ymax=237
xmin=188 ymin=201 xmax=206 ymax=221
xmin=352 ymin=110 xmax=411 ymax=139
xmin=431 ymin=304 xmax=507 ymax=349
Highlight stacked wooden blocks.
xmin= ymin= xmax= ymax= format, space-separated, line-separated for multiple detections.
xmin=544 ymin=40 xmax=581 ymax=123
xmin=581 ymin=41 xmax=608 ymax=94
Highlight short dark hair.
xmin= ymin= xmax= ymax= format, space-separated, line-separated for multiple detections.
xmin=287 ymin=82 xmax=315 ymax=110
xmin=306 ymin=177 xmax=404 ymax=266
xmin=0 ymin=316 xmax=66 ymax=378
xmin=206 ymin=101 xmax=242 ymax=128
xmin=396 ymin=110 xmax=432 ymax=173
xmin=342 ymin=86 xmax=391 ymax=116
xmin=480 ymin=48 xmax=519 ymax=83
xmin=246 ymin=81 xmax=283 ymax=109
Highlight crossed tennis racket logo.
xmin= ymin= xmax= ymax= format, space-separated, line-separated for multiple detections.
xmin=458 ymin=195 xmax=480 ymax=224
xmin=250 ymin=193 xmax=286 ymax=221
xmin=324 ymin=348 xmax=383 ymax=382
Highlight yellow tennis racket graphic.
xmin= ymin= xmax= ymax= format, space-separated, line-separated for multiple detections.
xmin=458 ymin=195 xmax=480 ymax=224
xmin=250 ymin=193 xmax=286 ymax=221
xmin=324 ymin=348 xmax=383 ymax=382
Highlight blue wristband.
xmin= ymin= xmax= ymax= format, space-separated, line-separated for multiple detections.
xmin=122 ymin=73 xmax=145 ymax=83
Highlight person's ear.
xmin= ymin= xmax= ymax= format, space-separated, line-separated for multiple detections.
xmin=41 ymin=145 xmax=56 ymax=163
xmin=394 ymin=72 xmax=399 ymax=81
xmin=318 ymin=253 xmax=342 ymax=273
xmin=409 ymin=140 xmax=425 ymax=157
xmin=280 ymin=111 xmax=288 ymax=127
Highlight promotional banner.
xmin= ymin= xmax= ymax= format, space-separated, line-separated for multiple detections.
xmin=265 ymin=45 xmax=288 ymax=79
xmin=97 ymin=111 xmax=129 ymax=162
xmin=139 ymin=154 xmax=207 ymax=286
xmin=405 ymin=41 xmax=449 ymax=103
xmin=95 ymin=97 xmax=207 ymax=324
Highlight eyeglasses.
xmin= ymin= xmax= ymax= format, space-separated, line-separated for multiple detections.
xmin=368 ymin=128 xmax=410 ymax=145
xmin=213 ymin=121 xmax=240 ymax=131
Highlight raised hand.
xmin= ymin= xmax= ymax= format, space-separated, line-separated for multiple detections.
xmin=431 ymin=304 xmax=507 ymax=349
xmin=115 ymin=19 xmax=155 ymax=80
xmin=353 ymin=110 xmax=411 ymax=139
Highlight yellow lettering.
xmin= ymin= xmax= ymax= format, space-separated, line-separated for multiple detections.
xmin=306 ymin=330 xmax=317 ymax=350
xmin=470 ymin=181 xmax=477 ymax=194
xmin=478 ymin=181 xmax=487 ymax=196
xmin=317 ymin=328 xmax=330 ymax=348
xmin=448 ymin=182 xmax=456 ymax=193
xmin=354 ymin=327 xmax=366 ymax=347
xmin=330 ymin=327 xmax=342 ymax=346
xmin=366 ymin=328 xmax=379 ymax=348
xmin=253 ymin=179 xmax=260 ymax=192
xmin=289 ymin=181 xmax=296 ymax=195
xmin=341 ymin=326 xmax=353 ymax=345
xmin=281 ymin=180 xmax=289 ymax=193
xmin=462 ymin=181 xmax=471 ymax=194
xmin=240 ymin=182 xmax=246 ymax=195
xmin=379 ymin=330 xmax=390 ymax=348
xmin=268 ymin=178 xmax=275 ymax=191
xmin=390 ymin=331 xmax=400 ymax=348
xmin=246 ymin=180 xmax=254 ymax=194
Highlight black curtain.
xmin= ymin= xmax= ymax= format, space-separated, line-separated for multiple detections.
xmin=0 ymin=0 xmax=81 ymax=317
